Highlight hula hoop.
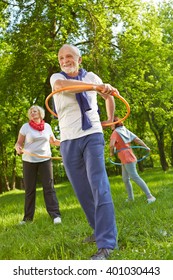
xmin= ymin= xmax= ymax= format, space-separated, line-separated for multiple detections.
xmin=22 ymin=149 xmax=62 ymax=160
xmin=45 ymin=85 xmax=130 ymax=127
xmin=109 ymin=146 xmax=150 ymax=166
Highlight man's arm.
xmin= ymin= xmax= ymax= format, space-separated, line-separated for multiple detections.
xmin=101 ymin=94 xmax=115 ymax=124
xmin=53 ymin=79 xmax=95 ymax=93
xmin=53 ymin=79 xmax=119 ymax=97
xmin=53 ymin=78 xmax=118 ymax=125
xmin=98 ymin=86 xmax=119 ymax=125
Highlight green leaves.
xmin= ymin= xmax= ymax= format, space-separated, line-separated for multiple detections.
xmin=1 ymin=0 xmax=173 ymax=191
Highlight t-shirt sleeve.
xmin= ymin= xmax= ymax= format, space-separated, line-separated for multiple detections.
xmin=50 ymin=73 xmax=66 ymax=90
xmin=87 ymin=72 xmax=103 ymax=84
xmin=45 ymin=123 xmax=55 ymax=138
xmin=19 ymin=123 xmax=28 ymax=136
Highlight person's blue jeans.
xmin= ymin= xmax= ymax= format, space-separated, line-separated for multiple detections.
xmin=122 ymin=161 xmax=152 ymax=200
xmin=60 ymin=133 xmax=118 ymax=249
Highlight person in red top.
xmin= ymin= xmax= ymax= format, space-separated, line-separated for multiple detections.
xmin=110 ymin=116 xmax=156 ymax=204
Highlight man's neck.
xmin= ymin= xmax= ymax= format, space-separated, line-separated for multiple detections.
xmin=65 ymin=71 xmax=79 ymax=77
xmin=61 ymin=67 xmax=80 ymax=77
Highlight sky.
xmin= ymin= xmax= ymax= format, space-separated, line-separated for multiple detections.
xmin=142 ymin=0 xmax=169 ymax=3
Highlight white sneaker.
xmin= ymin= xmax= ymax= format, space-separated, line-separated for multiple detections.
xmin=147 ymin=196 xmax=156 ymax=204
xmin=19 ymin=221 xmax=26 ymax=225
xmin=54 ymin=217 xmax=61 ymax=224
xmin=125 ymin=198 xmax=134 ymax=202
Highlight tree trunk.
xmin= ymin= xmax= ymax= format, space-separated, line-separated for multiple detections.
xmin=147 ymin=112 xmax=169 ymax=171
xmin=170 ymin=135 xmax=173 ymax=167
xmin=11 ymin=154 xmax=17 ymax=190
xmin=44 ymin=65 xmax=58 ymax=124
xmin=137 ymin=161 xmax=144 ymax=172
xmin=158 ymin=138 xmax=169 ymax=171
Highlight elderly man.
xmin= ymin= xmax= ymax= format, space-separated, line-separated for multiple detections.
xmin=50 ymin=44 xmax=118 ymax=260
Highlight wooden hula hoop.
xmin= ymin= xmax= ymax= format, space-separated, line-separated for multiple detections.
xmin=22 ymin=149 xmax=62 ymax=160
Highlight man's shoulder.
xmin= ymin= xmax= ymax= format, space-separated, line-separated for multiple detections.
xmin=50 ymin=72 xmax=64 ymax=80
xmin=50 ymin=73 xmax=65 ymax=88
xmin=86 ymin=71 xmax=97 ymax=77
xmin=86 ymin=71 xmax=102 ymax=83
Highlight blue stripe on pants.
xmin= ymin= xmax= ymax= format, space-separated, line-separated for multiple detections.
xmin=60 ymin=133 xmax=118 ymax=249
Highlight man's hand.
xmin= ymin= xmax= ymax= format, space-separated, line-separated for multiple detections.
xmin=96 ymin=84 xmax=119 ymax=96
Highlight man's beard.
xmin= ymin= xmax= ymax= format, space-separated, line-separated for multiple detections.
xmin=61 ymin=66 xmax=77 ymax=74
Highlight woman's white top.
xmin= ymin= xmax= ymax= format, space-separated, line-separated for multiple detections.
xmin=20 ymin=123 xmax=54 ymax=163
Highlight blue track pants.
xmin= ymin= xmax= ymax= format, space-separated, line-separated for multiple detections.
xmin=60 ymin=133 xmax=118 ymax=249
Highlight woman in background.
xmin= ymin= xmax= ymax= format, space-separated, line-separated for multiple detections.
xmin=15 ymin=105 xmax=61 ymax=224
xmin=110 ymin=116 xmax=156 ymax=204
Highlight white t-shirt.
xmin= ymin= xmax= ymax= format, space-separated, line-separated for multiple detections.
xmin=20 ymin=123 xmax=54 ymax=163
xmin=50 ymin=71 xmax=103 ymax=142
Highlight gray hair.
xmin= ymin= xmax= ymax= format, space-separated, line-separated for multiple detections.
xmin=28 ymin=105 xmax=45 ymax=120
xmin=59 ymin=44 xmax=81 ymax=57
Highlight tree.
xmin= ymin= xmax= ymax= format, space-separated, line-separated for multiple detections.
xmin=1 ymin=0 xmax=173 ymax=192
xmin=109 ymin=1 xmax=173 ymax=170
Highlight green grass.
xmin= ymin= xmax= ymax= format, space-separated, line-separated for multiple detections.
xmin=0 ymin=167 xmax=172 ymax=260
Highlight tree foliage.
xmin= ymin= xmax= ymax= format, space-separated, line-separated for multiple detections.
xmin=0 ymin=0 xmax=173 ymax=192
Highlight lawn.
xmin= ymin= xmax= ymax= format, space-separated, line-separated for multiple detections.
xmin=0 ymin=167 xmax=172 ymax=260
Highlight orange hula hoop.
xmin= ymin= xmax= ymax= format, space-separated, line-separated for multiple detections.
xmin=45 ymin=85 xmax=130 ymax=126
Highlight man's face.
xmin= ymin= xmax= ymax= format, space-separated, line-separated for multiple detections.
xmin=58 ymin=46 xmax=82 ymax=76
